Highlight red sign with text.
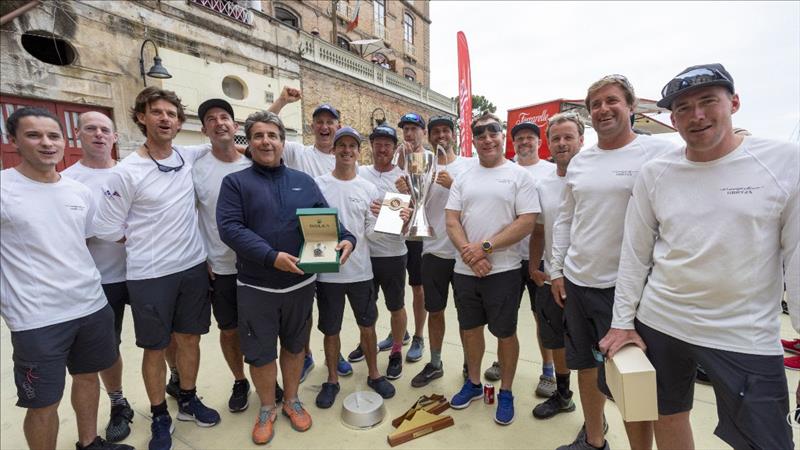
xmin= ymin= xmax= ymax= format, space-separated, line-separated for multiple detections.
xmin=505 ymin=100 xmax=562 ymax=160
xmin=457 ymin=31 xmax=472 ymax=157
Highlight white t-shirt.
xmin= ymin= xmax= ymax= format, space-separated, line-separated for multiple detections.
xmin=550 ymin=135 xmax=677 ymax=288
xmin=517 ymin=160 xmax=556 ymax=260
xmin=1 ymin=169 xmax=107 ymax=331
xmin=423 ymin=156 xmax=473 ymax=259
xmin=283 ymin=142 xmax=336 ymax=177
xmin=62 ymin=162 xmax=127 ymax=284
xmin=446 ymin=160 xmax=541 ymax=276
xmin=193 ymin=152 xmax=252 ymax=275
xmin=535 ymin=172 xmax=568 ymax=283
xmin=315 ymin=173 xmax=380 ymax=283
xmin=613 ymin=137 xmax=799 ymax=355
xmin=94 ymin=145 xmax=210 ymax=280
xmin=358 ymin=165 xmax=408 ymax=257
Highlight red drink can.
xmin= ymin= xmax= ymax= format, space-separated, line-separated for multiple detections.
xmin=484 ymin=383 xmax=495 ymax=404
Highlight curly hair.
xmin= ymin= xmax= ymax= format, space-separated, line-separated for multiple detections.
xmin=130 ymin=86 xmax=186 ymax=136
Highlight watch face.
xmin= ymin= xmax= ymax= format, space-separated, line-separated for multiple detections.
xmin=482 ymin=241 xmax=491 ymax=251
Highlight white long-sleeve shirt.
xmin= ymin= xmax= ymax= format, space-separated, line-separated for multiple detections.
xmin=613 ymin=137 xmax=799 ymax=354
xmin=535 ymin=172 xmax=568 ymax=283
xmin=550 ymin=136 xmax=677 ymax=287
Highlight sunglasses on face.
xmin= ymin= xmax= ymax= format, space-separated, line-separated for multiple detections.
xmin=661 ymin=67 xmax=732 ymax=99
xmin=147 ymin=147 xmax=185 ymax=173
xmin=471 ymin=122 xmax=503 ymax=136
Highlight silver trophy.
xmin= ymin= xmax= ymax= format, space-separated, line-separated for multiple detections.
xmin=403 ymin=144 xmax=437 ymax=240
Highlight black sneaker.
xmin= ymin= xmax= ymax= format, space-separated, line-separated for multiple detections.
xmin=348 ymin=344 xmax=365 ymax=362
xmin=76 ymin=436 xmax=134 ymax=450
xmin=411 ymin=363 xmax=444 ymax=388
xmin=165 ymin=374 xmax=180 ymax=400
xmin=105 ymin=398 xmax=134 ymax=442
xmin=533 ymin=391 xmax=576 ymax=419
xmin=315 ymin=382 xmax=340 ymax=409
xmin=275 ymin=382 xmax=284 ymax=404
xmin=367 ymin=376 xmax=396 ymax=399
xmin=573 ymin=415 xmax=609 ymax=444
xmin=386 ymin=352 xmax=403 ymax=380
xmin=229 ymin=379 xmax=250 ymax=412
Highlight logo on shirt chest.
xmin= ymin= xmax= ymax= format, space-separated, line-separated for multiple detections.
xmin=65 ymin=204 xmax=86 ymax=211
xmin=495 ymin=178 xmax=513 ymax=184
xmin=103 ymin=189 xmax=121 ymax=199
xmin=720 ymin=185 xmax=764 ymax=195
xmin=612 ymin=170 xmax=638 ymax=177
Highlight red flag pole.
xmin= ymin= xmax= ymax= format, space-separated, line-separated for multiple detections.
xmin=457 ymin=31 xmax=473 ymax=157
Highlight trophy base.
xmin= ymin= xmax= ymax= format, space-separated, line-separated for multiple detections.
xmin=405 ymin=226 xmax=435 ymax=241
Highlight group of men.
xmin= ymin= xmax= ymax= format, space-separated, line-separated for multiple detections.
xmin=1 ymin=61 xmax=797 ymax=450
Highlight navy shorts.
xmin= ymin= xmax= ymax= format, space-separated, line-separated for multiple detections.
xmin=422 ymin=254 xmax=455 ymax=313
xmin=316 ymin=280 xmax=377 ymax=335
xmin=371 ymin=255 xmax=407 ymax=312
xmin=102 ymin=281 xmax=130 ymax=346
xmin=519 ymin=259 xmax=542 ymax=310
xmin=405 ymin=240 xmax=423 ymax=286
xmin=452 ymin=270 xmax=521 ymax=338
xmin=210 ymin=273 xmax=238 ymax=330
xmin=534 ymin=283 xmax=565 ymax=349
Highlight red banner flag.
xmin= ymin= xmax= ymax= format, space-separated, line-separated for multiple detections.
xmin=457 ymin=31 xmax=472 ymax=157
xmin=347 ymin=0 xmax=361 ymax=32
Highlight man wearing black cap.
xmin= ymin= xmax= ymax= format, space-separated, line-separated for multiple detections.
xmin=600 ymin=63 xmax=798 ymax=450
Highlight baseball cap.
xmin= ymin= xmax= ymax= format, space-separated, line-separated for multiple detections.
xmin=313 ymin=104 xmax=340 ymax=120
xmin=369 ymin=125 xmax=398 ymax=143
xmin=427 ymin=115 xmax=455 ymax=132
xmin=511 ymin=122 xmax=540 ymax=139
xmin=334 ymin=126 xmax=362 ymax=146
xmin=198 ymin=98 xmax=234 ymax=123
xmin=657 ymin=63 xmax=735 ymax=110
xmin=398 ymin=112 xmax=425 ymax=129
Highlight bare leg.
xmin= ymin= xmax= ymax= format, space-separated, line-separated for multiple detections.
xmin=654 ymin=411 xmax=694 ymax=450
xmin=578 ymin=368 xmax=606 ymax=448
xmin=532 ymin=313 xmax=554 ymax=367
xmin=463 ymin=326 xmax=485 ymax=384
xmin=361 ymin=326 xmax=380 ymax=379
xmin=24 ymin=403 xmax=60 ymax=450
xmin=428 ymin=310 xmax=445 ymax=352
xmin=624 ymin=421 xmax=654 ymax=450
xmin=411 ymin=285 xmax=426 ymax=338
xmin=219 ymin=328 xmax=246 ymax=380
xmin=71 ymin=372 xmax=100 ymax=446
xmin=553 ymin=348 xmax=569 ymax=375
xmin=142 ymin=348 xmax=167 ymax=405
xmin=279 ymin=347 xmax=304 ymax=401
xmin=303 ymin=317 xmax=313 ymax=356
xmin=322 ymin=334 xmax=340 ymax=384
xmin=390 ymin=309 xmax=407 ymax=345
xmin=99 ymin=355 xmax=123 ymax=393
xmin=165 ymin=336 xmax=177 ymax=371
xmin=250 ymin=361 xmax=277 ymax=407
xmin=174 ymin=333 xmax=201 ymax=390
xmin=497 ymin=333 xmax=519 ymax=391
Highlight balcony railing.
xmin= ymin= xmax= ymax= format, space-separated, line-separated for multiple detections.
xmin=403 ymin=41 xmax=416 ymax=57
xmin=299 ymin=34 xmax=455 ymax=114
xmin=188 ymin=0 xmax=253 ymax=26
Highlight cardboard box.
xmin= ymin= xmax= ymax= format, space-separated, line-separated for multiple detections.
xmin=296 ymin=208 xmax=340 ymax=273
xmin=605 ymin=344 xmax=658 ymax=422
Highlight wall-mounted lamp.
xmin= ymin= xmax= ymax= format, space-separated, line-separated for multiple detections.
xmin=139 ymin=39 xmax=172 ymax=87
xmin=371 ymin=107 xmax=386 ymax=127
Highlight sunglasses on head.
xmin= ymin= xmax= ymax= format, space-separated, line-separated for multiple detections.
xmin=471 ymin=122 xmax=503 ymax=136
xmin=401 ymin=113 xmax=421 ymax=122
xmin=661 ymin=67 xmax=732 ymax=99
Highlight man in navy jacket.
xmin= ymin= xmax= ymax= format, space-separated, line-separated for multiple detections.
xmin=217 ymin=111 xmax=355 ymax=444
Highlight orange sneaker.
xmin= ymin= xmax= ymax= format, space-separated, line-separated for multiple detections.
xmin=282 ymin=400 xmax=312 ymax=432
xmin=252 ymin=407 xmax=277 ymax=445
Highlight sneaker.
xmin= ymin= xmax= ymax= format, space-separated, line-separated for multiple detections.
xmin=450 ymin=380 xmax=483 ymax=409
xmin=251 ymin=407 xmax=277 ymax=445
xmin=785 ymin=355 xmax=800 ymax=370
xmin=165 ymin=374 xmax=180 ymax=400
xmin=386 ymin=352 xmax=403 ymax=380
xmin=405 ymin=335 xmax=424 ymax=362
xmin=229 ymin=379 xmax=250 ymax=412
xmin=337 ymin=354 xmax=353 ymax=377
xmin=378 ymin=331 xmax=411 ymax=352
xmin=367 ymin=376 xmax=396 ymax=398
xmin=782 ymin=338 xmax=800 ymax=355
xmin=177 ymin=394 xmax=221 ymax=427
xmin=76 ymin=436 xmax=134 ymax=450
xmin=535 ymin=374 xmax=557 ymax=398
xmin=556 ymin=437 xmax=610 ymax=450
xmin=105 ymin=398 xmax=134 ymax=443
xmin=572 ymin=416 xmax=609 ymax=446
xmin=484 ymin=361 xmax=501 ymax=381
xmin=348 ymin=344 xmax=365 ymax=362
xmin=695 ymin=365 xmax=712 ymax=384
xmin=315 ymin=382 xmax=340 ymax=409
xmin=495 ymin=389 xmax=515 ymax=425
xmin=533 ymin=391 xmax=576 ymax=419
xmin=148 ymin=414 xmax=174 ymax=450
xmin=300 ymin=354 xmax=314 ymax=384
xmin=411 ymin=363 xmax=444 ymax=388
xmin=275 ymin=382 xmax=284 ymax=404
xmin=282 ymin=400 xmax=312 ymax=432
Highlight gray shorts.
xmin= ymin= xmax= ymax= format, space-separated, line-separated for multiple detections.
xmin=12 ymin=305 xmax=118 ymax=408
xmin=127 ymin=262 xmax=211 ymax=350
xmin=453 ymin=270 xmax=521 ymax=338
xmin=533 ymin=283 xmax=565 ymax=350
xmin=371 ymin=256 xmax=407 ymax=312
xmin=636 ymin=320 xmax=793 ymax=450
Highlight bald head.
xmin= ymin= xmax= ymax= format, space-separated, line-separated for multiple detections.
xmin=77 ymin=111 xmax=118 ymax=165
xmin=78 ymin=111 xmax=114 ymax=131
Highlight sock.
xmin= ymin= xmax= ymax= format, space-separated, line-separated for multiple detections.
xmin=151 ymin=401 xmax=168 ymax=418
xmin=470 ymin=381 xmax=481 ymax=389
xmin=542 ymin=362 xmax=555 ymax=378
xmin=108 ymin=389 xmax=125 ymax=407
xmin=169 ymin=366 xmax=179 ymax=383
xmin=556 ymin=373 xmax=571 ymax=397
xmin=430 ymin=349 xmax=442 ymax=368
xmin=179 ymin=387 xmax=196 ymax=404
xmin=391 ymin=341 xmax=402 ymax=354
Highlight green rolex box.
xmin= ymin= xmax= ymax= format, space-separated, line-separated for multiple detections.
xmin=296 ymin=208 xmax=341 ymax=273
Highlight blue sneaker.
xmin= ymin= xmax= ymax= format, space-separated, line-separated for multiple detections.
xmin=450 ymin=380 xmax=483 ymax=409
xmin=300 ymin=354 xmax=314 ymax=384
xmin=377 ymin=331 xmax=411 ymax=352
xmin=495 ymin=389 xmax=514 ymax=425
xmin=337 ymin=354 xmax=353 ymax=377
xmin=177 ymin=395 xmax=221 ymax=427
xmin=405 ymin=335 xmax=424 ymax=362
xmin=148 ymin=414 xmax=174 ymax=450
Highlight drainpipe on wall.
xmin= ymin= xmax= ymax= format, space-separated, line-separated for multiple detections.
xmin=0 ymin=0 xmax=41 ymax=26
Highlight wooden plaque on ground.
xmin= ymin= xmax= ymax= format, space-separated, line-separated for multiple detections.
xmin=391 ymin=394 xmax=450 ymax=428
xmin=387 ymin=410 xmax=454 ymax=447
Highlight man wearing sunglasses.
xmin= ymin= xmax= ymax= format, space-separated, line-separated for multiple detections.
xmin=600 ymin=63 xmax=798 ymax=450
xmin=94 ymin=87 xmax=220 ymax=450
xmin=550 ymin=74 xmax=678 ymax=450
xmin=445 ymin=112 xmax=540 ymax=425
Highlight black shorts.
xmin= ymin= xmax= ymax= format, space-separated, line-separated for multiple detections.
xmin=519 ymin=260 xmax=542 ymax=310
xmin=127 ymin=262 xmax=211 ymax=350
xmin=563 ymin=278 xmax=613 ymax=371
xmin=210 ymin=273 xmax=238 ymax=330
xmin=405 ymin=240 xmax=423 ymax=286
xmin=237 ymin=282 xmax=315 ymax=367
xmin=422 ymin=254 xmax=455 ymax=313
xmin=316 ymin=280 xmax=377 ymax=335
xmin=12 ymin=305 xmax=118 ymax=408
xmin=102 ymin=281 xmax=130 ymax=346
xmin=636 ymin=320 xmax=792 ymax=449
xmin=452 ymin=270 xmax=521 ymax=338
xmin=371 ymin=256 xmax=407 ymax=312
xmin=534 ymin=283 xmax=565 ymax=350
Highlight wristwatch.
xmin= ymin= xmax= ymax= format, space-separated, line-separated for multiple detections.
xmin=481 ymin=240 xmax=493 ymax=254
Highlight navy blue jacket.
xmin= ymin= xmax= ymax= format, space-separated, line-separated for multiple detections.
xmin=217 ymin=161 xmax=356 ymax=289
